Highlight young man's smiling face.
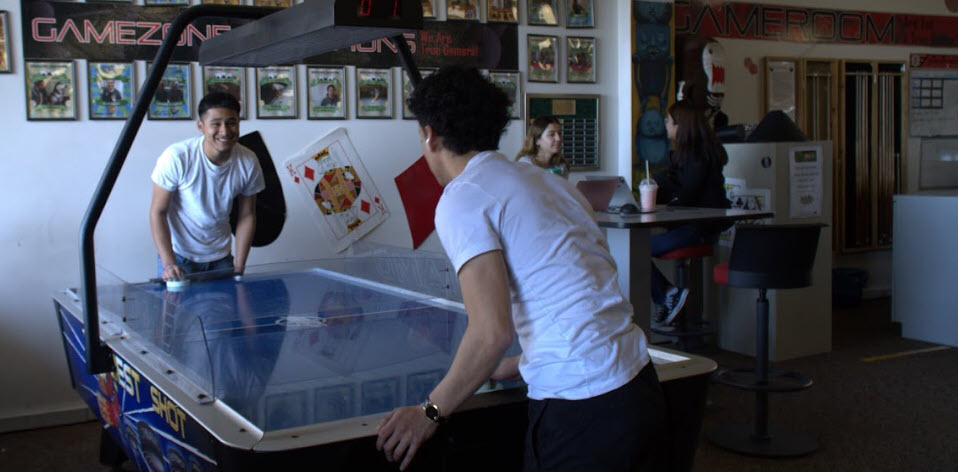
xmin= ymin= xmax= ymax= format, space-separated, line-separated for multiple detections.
xmin=197 ymin=107 xmax=240 ymax=163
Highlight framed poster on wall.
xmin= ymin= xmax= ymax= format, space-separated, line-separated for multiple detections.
xmin=25 ymin=60 xmax=77 ymax=121
xmin=447 ymin=0 xmax=479 ymax=21
xmin=528 ymin=0 xmax=559 ymax=26
xmin=421 ymin=0 xmax=436 ymax=19
xmin=203 ymin=66 xmax=247 ymax=119
xmin=566 ymin=36 xmax=595 ymax=83
xmin=307 ymin=66 xmax=347 ymax=120
xmin=488 ymin=71 xmax=521 ymax=120
xmin=0 ymin=11 xmax=12 ymax=73
xmin=528 ymin=34 xmax=558 ymax=83
xmin=565 ymin=0 xmax=594 ymax=27
xmin=356 ymin=68 xmax=393 ymax=119
xmin=148 ymin=62 xmax=192 ymax=120
xmin=89 ymin=62 xmax=135 ymax=120
xmin=402 ymin=67 xmax=435 ymax=119
xmin=253 ymin=0 xmax=294 ymax=6
xmin=256 ymin=66 xmax=298 ymax=119
xmin=487 ymin=0 xmax=518 ymax=23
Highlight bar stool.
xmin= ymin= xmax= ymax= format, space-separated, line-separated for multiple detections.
xmin=650 ymin=243 xmax=716 ymax=352
xmin=707 ymin=223 xmax=824 ymax=457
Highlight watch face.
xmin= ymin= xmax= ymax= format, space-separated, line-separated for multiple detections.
xmin=425 ymin=404 xmax=440 ymax=421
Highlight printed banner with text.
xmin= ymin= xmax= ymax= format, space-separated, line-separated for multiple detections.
xmin=22 ymin=0 xmax=518 ymax=70
xmin=676 ymin=0 xmax=958 ymax=48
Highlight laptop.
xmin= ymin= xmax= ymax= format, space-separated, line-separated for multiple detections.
xmin=584 ymin=175 xmax=640 ymax=212
xmin=575 ymin=178 xmax=620 ymax=212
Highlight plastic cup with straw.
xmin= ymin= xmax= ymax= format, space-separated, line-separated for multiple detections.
xmin=639 ymin=160 xmax=658 ymax=212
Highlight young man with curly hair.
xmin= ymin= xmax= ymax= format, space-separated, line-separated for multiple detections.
xmin=375 ymin=66 xmax=665 ymax=472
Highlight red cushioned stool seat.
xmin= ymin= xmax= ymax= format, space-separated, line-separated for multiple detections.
xmin=650 ymin=244 xmax=716 ymax=352
xmin=713 ymin=262 xmax=729 ymax=286
xmin=657 ymin=244 xmax=715 ymax=261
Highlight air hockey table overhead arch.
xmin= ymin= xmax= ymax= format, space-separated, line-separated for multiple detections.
xmin=80 ymin=0 xmax=425 ymax=374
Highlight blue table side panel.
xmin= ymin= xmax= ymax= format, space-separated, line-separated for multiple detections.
xmin=57 ymin=301 xmax=219 ymax=471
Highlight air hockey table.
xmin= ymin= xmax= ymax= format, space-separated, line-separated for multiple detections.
xmin=55 ymin=258 xmax=715 ymax=472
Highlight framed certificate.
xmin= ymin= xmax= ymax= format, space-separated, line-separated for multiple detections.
xmin=203 ymin=66 xmax=247 ymax=119
xmin=528 ymin=0 xmax=559 ymax=26
xmin=307 ymin=66 xmax=346 ymax=120
xmin=566 ymin=36 xmax=596 ymax=83
xmin=0 ymin=11 xmax=12 ymax=73
xmin=253 ymin=0 xmax=294 ymax=6
xmin=421 ymin=0 xmax=436 ymax=19
xmin=89 ymin=62 xmax=135 ymax=120
xmin=487 ymin=0 xmax=518 ymax=23
xmin=148 ymin=62 xmax=193 ymax=120
xmin=256 ymin=66 xmax=298 ymax=119
xmin=527 ymin=35 xmax=558 ymax=83
xmin=488 ymin=71 xmax=521 ymax=120
xmin=356 ymin=68 xmax=393 ymax=119
xmin=26 ymin=61 xmax=78 ymax=121
xmin=401 ymin=67 xmax=435 ymax=119
xmin=565 ymin=0 xmax=594 ymax=28
xmin=447 ymin=0 xmax=479 ymax=21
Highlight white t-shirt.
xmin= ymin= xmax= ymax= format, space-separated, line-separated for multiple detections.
xmin=435 ymin=151 xmax=649 ymax=400
xmin=151 ymin=136 xmax=265 ymax=263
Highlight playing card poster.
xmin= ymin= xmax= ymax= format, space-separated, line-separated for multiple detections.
xmin=284 ymin=128 xmax=388 ymax=253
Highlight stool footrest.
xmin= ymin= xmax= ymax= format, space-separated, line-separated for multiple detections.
xmin=712 ymin=367 xmax=813 ymax=392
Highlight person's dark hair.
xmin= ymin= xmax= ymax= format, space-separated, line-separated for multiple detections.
xmin=198 ymin=91 xmax=241 ymax=118
xmin=406 ymin=66 xmax=510 ymax=155
xmin=668 ymin=99 xmax=728 ymax=167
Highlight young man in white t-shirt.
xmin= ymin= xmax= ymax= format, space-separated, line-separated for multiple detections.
xmin=375 ymin=66 xmax=665 ymax=471
xmin=149 ymin=92 xmax=265 ymax=281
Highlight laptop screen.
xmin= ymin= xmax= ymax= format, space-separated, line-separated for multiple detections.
xmin=575 ymin=179 xmax=619 ymax=212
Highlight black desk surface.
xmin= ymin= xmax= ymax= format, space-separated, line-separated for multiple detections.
xmin=595 ymin=206 xmax=773 ymax=229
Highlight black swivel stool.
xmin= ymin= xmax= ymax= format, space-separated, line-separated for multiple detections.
xmin=707 ymin=223 xmax=824 ymax=458
xmin=650 ymin=243 xmax=716 ymax=353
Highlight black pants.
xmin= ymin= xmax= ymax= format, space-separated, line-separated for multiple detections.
xmin=523 ymin=362 xmax=666 ymax=472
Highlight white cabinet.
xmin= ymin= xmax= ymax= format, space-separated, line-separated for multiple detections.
xmin=892 ymin=194 xmax=958 ymax=347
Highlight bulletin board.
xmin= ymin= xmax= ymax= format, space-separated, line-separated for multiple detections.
xmin=909 ymin=54 xmax=958 ymax=137
xmin=526 ymin=93 xmax=600 ymax=170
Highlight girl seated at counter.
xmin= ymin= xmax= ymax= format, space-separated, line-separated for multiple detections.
xmin=515 ymin=116 xmax=569 ymax=178
xmin=652 ymin=100 xmax=731 ymax=325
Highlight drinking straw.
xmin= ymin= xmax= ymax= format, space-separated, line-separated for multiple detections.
xmin=645 ymin=160 xmax=650 ymax=183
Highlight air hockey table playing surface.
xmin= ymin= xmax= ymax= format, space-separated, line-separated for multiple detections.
xmin=55 ymin=258 xmax=716 ymax=471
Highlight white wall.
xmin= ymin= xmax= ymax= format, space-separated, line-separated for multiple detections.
xmin=0 ymin=1 xmax=626 ymax=430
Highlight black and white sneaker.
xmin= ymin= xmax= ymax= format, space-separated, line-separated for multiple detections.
xmin=658 ymin=286 xmax=689 ymax=326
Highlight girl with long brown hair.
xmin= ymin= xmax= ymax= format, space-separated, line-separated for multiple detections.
xmin=514 ymin=115 xmax=570 ymax=178
xmin=652 ymin=99 xmax=731 ymax=325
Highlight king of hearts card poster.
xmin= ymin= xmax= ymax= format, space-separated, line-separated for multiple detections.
xmin=284 ymin=128 xmax=388 ymax=252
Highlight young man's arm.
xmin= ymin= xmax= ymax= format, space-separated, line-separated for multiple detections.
xmin=232 ymin=194 xmax=257 ymax=274
xmin=376 ymin=250 xmax=515 ymax=471
xmin=149 ymin=183 xmax=184 ymax=281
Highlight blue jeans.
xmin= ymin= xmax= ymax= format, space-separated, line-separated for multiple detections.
xmin=157 ymin=253 xmax=234 ymax=278
xmin=650 ymin=225 xmax=709 ymax=305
